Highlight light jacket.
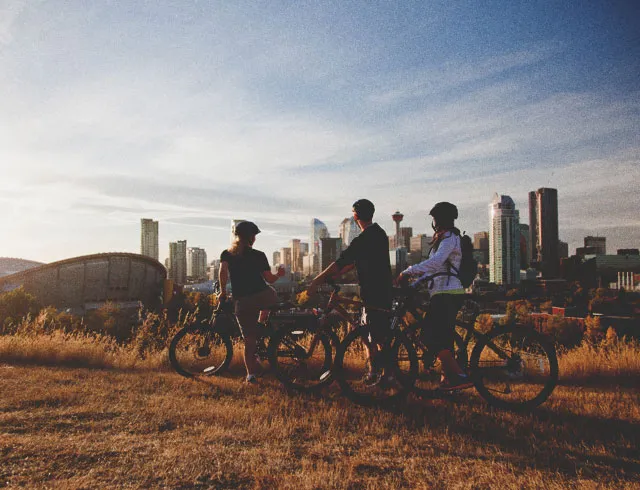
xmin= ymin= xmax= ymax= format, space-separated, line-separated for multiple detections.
xmin=402 ymin=231 xmax=464 ymax=295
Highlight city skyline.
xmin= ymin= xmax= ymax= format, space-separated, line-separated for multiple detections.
xmin=1 ymin=2 xmax=638 ymax=263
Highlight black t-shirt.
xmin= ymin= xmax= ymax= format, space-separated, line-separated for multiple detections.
xmin=335 ymin=223 xmax=392 ymax=307
xmin=220 ymin=248 xmax=270 ymax=298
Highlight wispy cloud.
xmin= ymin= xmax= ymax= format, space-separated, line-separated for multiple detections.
xmin=0 ymin=0 xmax=27 ymax=47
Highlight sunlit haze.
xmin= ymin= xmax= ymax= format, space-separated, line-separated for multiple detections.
xmin=1 ymin=1 xmax=638 ymax=264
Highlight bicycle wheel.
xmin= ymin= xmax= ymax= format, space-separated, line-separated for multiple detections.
xmin=334 ymin=326 xmax=418 ymax=406
xmin=268 ymin=325 xmax=336 ymax=392
xmin=168 ymin=326 xmax=233 ymax=378
xmin=469 ymin=326 xmax=558 ymax=411
xmin=406 ymin=328 xmax=467 ymax=397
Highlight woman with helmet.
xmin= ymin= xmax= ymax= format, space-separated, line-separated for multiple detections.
xmin=219 ymin=221 xmax=285 ymax=384
xmin=395 ymin=202 xmax=473 ymax=391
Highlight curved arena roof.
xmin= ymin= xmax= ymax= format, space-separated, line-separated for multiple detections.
xmin=0 ymin=253 xmax=167 ymax=310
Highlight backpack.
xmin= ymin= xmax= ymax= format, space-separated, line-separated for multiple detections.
xmin=448 ymin=232 xmax=478 ymax=288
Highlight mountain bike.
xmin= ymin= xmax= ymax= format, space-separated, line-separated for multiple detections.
xmin=399 ymin=275 xmax=559 ymax=411
xmin=268 ymin=279 xmax=363 ymax=392
xmin=332 ymin=286 xmax=419 ymax=406
xmin=168 ymin=285 xmax=335 ymax=387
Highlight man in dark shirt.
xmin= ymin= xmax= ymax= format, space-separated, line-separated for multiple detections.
xmin=307 ymin=199 xmax=392 ymax=383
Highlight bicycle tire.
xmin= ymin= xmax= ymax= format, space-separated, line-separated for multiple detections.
xmin=268 ymin=325 xmax=336 ymax=392
xmin=406 ymin=328 xmax=468 ymax=398
xmin=168 ymin=326 xmax=233 ymax=378
xmin=469 ymin=326 xmax=558 ymax=411
xmin=334 ymin=326 xmax=418 ymax=406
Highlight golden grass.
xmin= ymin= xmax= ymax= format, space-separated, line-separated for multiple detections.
xmin=1 ymin=364 xmax=639 ymax=489
xmin=558 ymin=339 xmax=640 ymax=384
xmin=0 ymin=330 xmax=168 ymax=371
xmin=0 ymin=331 xmax=639 ymax=488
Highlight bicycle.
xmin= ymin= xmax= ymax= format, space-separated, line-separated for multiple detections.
xmin=268 ymin=279 xmax=361 ymax=392
xmin=168 ymin=284 xmax=334 ymax=384
xmin=399 ymin=274 xmax=559 ymax=411
xmin=331 ymin=286 xmax=420 ymax=406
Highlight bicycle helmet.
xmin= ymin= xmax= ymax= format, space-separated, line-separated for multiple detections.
xmin=429 ymin=202 xmax=458 ymax=222
xmin=234 ymin=221 xmax=261 ymax=239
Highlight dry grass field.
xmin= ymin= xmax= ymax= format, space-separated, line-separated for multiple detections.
xmin=1 ymin=336 xmax=639 ymax=489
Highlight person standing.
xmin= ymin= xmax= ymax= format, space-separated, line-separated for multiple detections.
xmin=396 ymin=202 xmax=473 ymax=391
xmin=306 ymin=199 xmax=392 ymax=383
xmin=219 ymin=221 xmax=284 ymax=384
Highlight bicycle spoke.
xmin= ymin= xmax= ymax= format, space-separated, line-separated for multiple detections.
xmin=471 ymin=327 xmax=558 ymax=410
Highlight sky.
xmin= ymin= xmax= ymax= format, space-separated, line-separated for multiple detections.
xmin=1 ymin=1 xmax=639 ymax=264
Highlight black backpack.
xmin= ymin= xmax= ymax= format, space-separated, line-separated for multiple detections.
xmin=448 ymin=232 xmax=478 ymax=288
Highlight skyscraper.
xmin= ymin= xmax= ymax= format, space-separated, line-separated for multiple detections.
xmin=473 ymin=231 xmax=489 ymax=265
xmin=290 ymin=239 xmax=303 ymax=273
xmin=339 ymin=217 xmax=360 ymax=249
xmin=529 ymin=188 xmax=559 ymax=278
xmin=319 ymin=237 xmax=342 ymax=271
xmin=280 ymin=247 xmax=292 ymax=270
xmin=310 ymin=219 xmax=329 ymax=273
xmin=490 ymin=194 xmax=520 ymax=285
xmin=187 ymin=247 xmax=207 ymax=280
xmin=168 ymin=240 xmax=187 ymax=284
xmin=519 ymin=223 xmax=530 ymax=269
xmin=140 ymin=218 xmax=159 ymax=261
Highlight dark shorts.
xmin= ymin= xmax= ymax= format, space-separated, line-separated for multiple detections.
xmin=361 ymin=306 xmax=391 ymax=344
xmin=421 ymin=293 xmax=463 ymax=353
xmin=234 ymin=287 xmax=278 ymax=338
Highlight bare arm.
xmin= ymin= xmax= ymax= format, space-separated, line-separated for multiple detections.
xmin=263 ymin=266 xmax=285 ymax=284
xmin=307 ymin=262 xmax=341 ymax=296
xmin=219 ymin=261 xmax=229 ymax=297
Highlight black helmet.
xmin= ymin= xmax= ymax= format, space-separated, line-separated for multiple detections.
xmin=234 ymin=221 xmax=261 ymax=239
xmin=429 ymin=202 xmax=458 ymax=222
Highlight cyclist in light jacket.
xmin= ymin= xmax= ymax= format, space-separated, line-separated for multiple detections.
xmin=396 ymin=202 xmax=473 ymax=391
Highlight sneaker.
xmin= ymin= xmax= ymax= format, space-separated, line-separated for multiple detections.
xmin=439 ymin=374 xmax=473 ymax=392
xmin=245 ymin=374 xmax=258 ymax=385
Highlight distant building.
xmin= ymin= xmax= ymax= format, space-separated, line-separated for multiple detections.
xmin=279 ymin=247 xmax=292 ymax=270
xmin=187 ymin=247 xmax=207 ymax=281
xmin=595 ymin=255 xmax=640 ymax=289
xmin=558 ymin=240 xmax=569 ymax=260
xmin=519 ymin=224 xmax=530 ymax=269
xmin=529 ymin=187 xmax=559 ymax=277
xmin=473 ymin=231 xmax=490 ymax=265
xmin=490 ymin=193 xmax=520 ymax=285
xmin=584 ymin=236 xmax=606 ymax=255
xmin=273 ymin=251 xmax=281 ymax=267
xmin=310 ymin=219 xmax=329 ymax=273
xmin=409 ymin=234 xmax=430 ymax=265
xmin=302 ymin=253 xmax=316 ymax=277
xmin=168 ymin=240 xmax=187 ymax=284
xmin=390 ymin=247 xmax=408 ymax=277
xmin=339 ymin=217 xmax=360 ymax=249
xmin=319 ymin=238 xmax=342 ymax=271
xmin=576 ymin=246 xmax=598 ymax=259
xmin=140 ymin=218 xmax=159 ymax=260
xmin=290 ymin=239 xmax=303 ymax=273
xmin=207 ymin=259 xmax=220 ymax=282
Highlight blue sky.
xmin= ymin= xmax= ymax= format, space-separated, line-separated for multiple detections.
xmin=1 ymin=1 xmax=638 ymax=264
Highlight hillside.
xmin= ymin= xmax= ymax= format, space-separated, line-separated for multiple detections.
xmin=0 ymin=363 xmax=638 ymax=488
xmin=0 ymin=257 xmax=44 ymax=277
